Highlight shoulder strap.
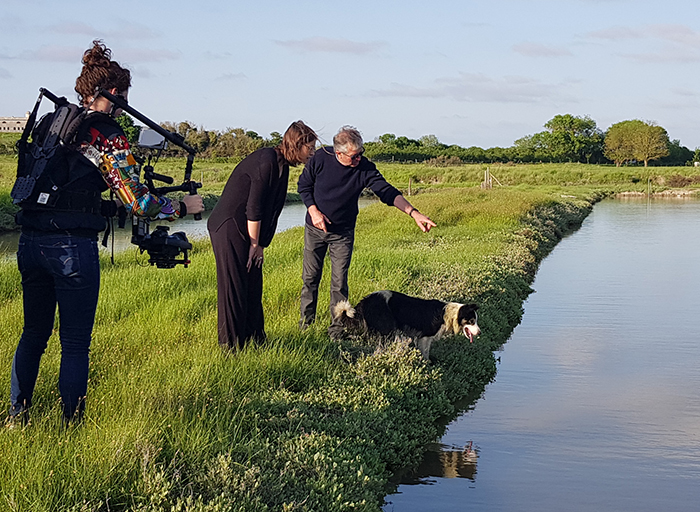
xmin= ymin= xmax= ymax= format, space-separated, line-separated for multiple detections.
xmin=74 ymin=111 xmax=123 ymax=145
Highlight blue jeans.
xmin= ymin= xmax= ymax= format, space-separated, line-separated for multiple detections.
xmin=10 ymin=232 xmax=100 ymax=420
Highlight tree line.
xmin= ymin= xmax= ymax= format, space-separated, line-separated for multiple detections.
xmin=364 ymin=114 xmax=693 ymax=167
xmin=117 ymin=115 xmax=281 ymax=159
xmin=1 ymin=113 xmax=695 ymax=167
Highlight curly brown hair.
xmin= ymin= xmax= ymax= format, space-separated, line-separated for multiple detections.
xmin=279 ymin=121 xmax=318 ymax=166
xmin=74 ymin=40 xmax=131 ymax=105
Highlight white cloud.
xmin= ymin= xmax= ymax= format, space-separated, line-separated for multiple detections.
xmin=623 ymin=47 xmax=700 ymax=63
xmin=0 ymin=67 xmax=11 ymax=79
xmin=117 ymin=48 xmax=182 ymax=63
xmin=17 ymin=45 xmax=82 ymax=62
xmin=585 ymin=23 xmax=700 ymax=63
xmin=214 ymin=72 xmax=246 ymax=82
xmin=275 ymin=37 xmax=388 ymax=55
xmin=370 ymin=72 xmax=575 ymax=104
xmin=587 ymin=24 xmax=700 ymax=47
xmin=47 ymin=20 xmax=159 ymax=40
xmin=513 ymin=42 xmax=573 ymax=57
xmin=671 ymin=87 xmax=700 ymax=98
xmin=586 ymin=26 xmax=646 ymax=41
xmin=203 ymin=51 xmax=234 ymax=60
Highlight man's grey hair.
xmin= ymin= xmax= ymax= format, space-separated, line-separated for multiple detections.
xmin=333 ymin=125 xmax=363 ymax=154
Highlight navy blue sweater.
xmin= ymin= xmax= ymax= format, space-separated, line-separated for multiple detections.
xmin=297 ymin=147 xmax=401 ymax=233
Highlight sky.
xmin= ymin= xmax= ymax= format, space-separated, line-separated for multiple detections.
xmin=2 ymin=0 xmax=700 ymax=149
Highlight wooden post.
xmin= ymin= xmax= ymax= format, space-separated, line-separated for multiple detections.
xmin=481 ymin=167 xmax=492 ymax=189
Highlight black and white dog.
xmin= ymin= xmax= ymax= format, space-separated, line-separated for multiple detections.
xmin=332 ymin=290 xmax=480 ymax=359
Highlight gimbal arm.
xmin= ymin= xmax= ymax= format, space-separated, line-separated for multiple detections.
xmin=98 ymin=89 xmax=202 ymax=220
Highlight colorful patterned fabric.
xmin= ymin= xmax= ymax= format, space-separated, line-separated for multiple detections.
xmin=78 ymin=125 xmax=180 ymax=220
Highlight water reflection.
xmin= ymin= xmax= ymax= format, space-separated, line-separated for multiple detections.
xmin=396 ymin=442 xmax=478 ymax=484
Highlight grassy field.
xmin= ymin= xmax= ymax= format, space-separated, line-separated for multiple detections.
xmin=0 ymin=175 xmax=597 ymax=510
xmin=0 ymin=152 xmax=695 ymax=511
xmin=3 ymin=153 xmax=700 ymax=232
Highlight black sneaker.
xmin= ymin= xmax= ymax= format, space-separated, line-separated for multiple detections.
xmin=62 ymin=401 xmax=85 ymax=429
xmin=5 ymin=406 xmax=29 ymax=429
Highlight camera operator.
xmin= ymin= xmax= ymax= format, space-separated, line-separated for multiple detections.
xmin=5 ymin=40 xmax=204 ymax=428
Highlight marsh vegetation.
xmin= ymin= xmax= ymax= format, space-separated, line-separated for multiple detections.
xmin=0 ymin=150 xmax=696 ymax=510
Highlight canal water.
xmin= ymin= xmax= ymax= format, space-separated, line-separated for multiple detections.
xmin=0 ymin=202 xmax=311 ymax=259
xmin=0 ymin=200 xmax=384 ymax=259
xmin=384 ymin=198 xmax=700 ymax=512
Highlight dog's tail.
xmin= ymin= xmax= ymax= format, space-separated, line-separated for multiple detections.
xmin=332 ymin=301 xmax=360 ymax=330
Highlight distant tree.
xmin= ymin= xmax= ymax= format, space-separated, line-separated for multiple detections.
xmin=267 ymin=131 xmax=283 ymax=146
xmin=418 ymin=134 xmax=441 ymax=147
xmin=394 ymin=136 xmax=419 ymax=149
xmin=604 ymin=120 xmax=639 ymax=166
xmin=514 ymin=114 xmax=604 ymax=163
xmin=659 ymin=139 xmax=693 ymax=166
xmin=116 ymin=113 xmax=141 ymax=146
xmin=461 ymin=146 xmax=486 ymax=163
xmin=632 ymin=122 xmax=669 ymax=167
xmin=513 ymin=132 xmax=550 ymax=162
xmin=544 ymin=114 xmax=597 ymax=137
xmin=212 ymin=127 xmax=265 ymax=158
xmin=544 ymin=114 xmax=604 ymax=163
xmin=377 ymin=133 xmax=397 ymax=145
xmin=185 ymin=127 xmax=212 ymax=155
xmin=605 ymin=120 xmax=670 ymax=167
xmin=178 ymin=121 xmax=195 ymax=138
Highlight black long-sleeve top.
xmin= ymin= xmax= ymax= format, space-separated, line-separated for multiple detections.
xmin=297 ymin=147 xmax=401 ymax=233
xmin=207 ymin=147 xmax=289 ymax=247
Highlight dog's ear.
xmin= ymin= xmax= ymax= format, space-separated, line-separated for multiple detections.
xmin=467 ymin=303 xmax=479 ymax=312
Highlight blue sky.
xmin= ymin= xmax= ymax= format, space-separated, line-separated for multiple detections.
xmin=2 ymin=0 xmax=699 ymax=149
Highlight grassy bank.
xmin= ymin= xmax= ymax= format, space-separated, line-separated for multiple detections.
xmin=0 ymin=182 xmax=596 ymax=511
xmin=2 ymin=154 xmax=700 ymax=233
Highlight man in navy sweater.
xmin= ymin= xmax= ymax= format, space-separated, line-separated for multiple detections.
xmin=297 ymin=125 xmax=436 ymax=337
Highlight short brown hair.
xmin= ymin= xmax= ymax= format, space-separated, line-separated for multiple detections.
xmin=75 ymin=40 xmax=131 ymax=105
xmin=279 ymin=121 xmax=318 ymax=166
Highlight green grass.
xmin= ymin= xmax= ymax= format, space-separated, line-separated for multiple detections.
xmin=2 ymin=154 xmax=699 ymax=234
xmin=0 ymin=184 xmax=596 ymax=511
xmin=0 ymin=152 xmax=691 ymax=510
xmin=0 ymin=152 xmax=687 ymax=510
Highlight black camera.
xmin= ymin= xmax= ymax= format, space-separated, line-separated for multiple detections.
xmin=132 ymin=224 xmax=192 ymax=269
xmin=127 ymin=126 xmax=200 ymax=269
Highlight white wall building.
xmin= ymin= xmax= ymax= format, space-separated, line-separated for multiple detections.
xmin=0 ymin=113 xmax=29 ymax=132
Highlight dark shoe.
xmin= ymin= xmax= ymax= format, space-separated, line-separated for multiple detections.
xmin=5 ymin=406 xmax=30 ymax=430
xmin=62 ymin=409 xmax=84 ymax=429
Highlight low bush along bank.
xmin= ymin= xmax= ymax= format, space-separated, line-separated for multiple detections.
xmin=0 ymin=184 xmax=595 ymax=511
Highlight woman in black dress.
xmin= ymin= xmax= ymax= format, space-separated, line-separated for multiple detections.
xmin=208 ymin=121 xmax=317 ymax=350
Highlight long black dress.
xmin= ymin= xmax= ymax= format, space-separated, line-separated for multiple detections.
xmin=207 ymin=147 xmax=290 ymax=349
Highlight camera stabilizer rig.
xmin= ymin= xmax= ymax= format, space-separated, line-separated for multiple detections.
xmin=98 ymin=90 xmax=202 ymax=269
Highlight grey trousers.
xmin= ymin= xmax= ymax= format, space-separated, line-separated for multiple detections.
xmin=300 ymin=223 xmax=355 ymax=330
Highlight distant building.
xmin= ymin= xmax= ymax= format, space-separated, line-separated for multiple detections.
xmin=0 ymin=113 xmax=30 ymax=132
